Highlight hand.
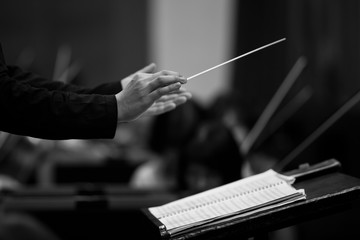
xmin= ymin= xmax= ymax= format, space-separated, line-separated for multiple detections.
xmin=115 ymin=69 xmax=191 ymax=122
xmin=141 ymin=87 xmax=192 ymax=118
xmin=121 ymin=63 xmax=157 ymax=88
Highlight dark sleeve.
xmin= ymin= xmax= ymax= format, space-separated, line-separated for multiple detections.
xmin=6 ymin=65 xmax=123 ymax=95
xmin=0 ymin=46 xmax=119 ymax=140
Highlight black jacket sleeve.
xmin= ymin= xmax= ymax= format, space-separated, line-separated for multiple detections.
xmin=6 ymin=65 xmax=122 ymax=95
xmin=0 ymin=44 xmax=121 ymax=140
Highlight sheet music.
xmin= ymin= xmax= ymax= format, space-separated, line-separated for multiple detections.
xmin=149 ymin=170 xmax=305 ymax=233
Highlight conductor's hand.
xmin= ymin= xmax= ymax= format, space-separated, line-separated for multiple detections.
xmin=116 ymin=66 xmax=191 ymax=123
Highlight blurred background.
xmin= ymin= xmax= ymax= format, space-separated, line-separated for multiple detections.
xmin=1 ymin=0 xmax=360 ymax=239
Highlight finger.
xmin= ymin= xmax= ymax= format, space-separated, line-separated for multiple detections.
xmin=145 ymin=96 xmax=188 ymax=118
xmin=148 ymin=75 xmax=187 ymax=93
xmin=171 ymin=96 xmax=188 ymax=106
xmin=153 ymin=93 xmax=191 ymax=108
xmin=155 ymin=96 xmax=188 ymax=110
xmin=133 ymin=72 xmax=153 ymax=81
xmin=166 ymin=89 xmax=193 ymax=99
xmin=179 ymin=91 xmax=192 ymax=99
xmin=123 ymin=64 xmax=156 ymax=87
xmin=148 ymin=82 xmax=182 ymax=101
xmin=155 ymin=94 xmax=181 ymax=102
xmin=158 ymin=95 xmax=188 ymax=106
xmin=143 ymin=102 xmax=177 ymax=117
xmin=138 ymin=63 xmax=157 ymax=74
xmin=155 ymin=92 xmax=191 ymax=103
xmin=152 ymin=70 xmax=185 ymax=78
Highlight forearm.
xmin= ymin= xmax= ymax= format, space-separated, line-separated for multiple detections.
xmin=6 ymin=65 xmax=123 ymax=95
xmin=0 ymin=74 xmax=118 ymax=140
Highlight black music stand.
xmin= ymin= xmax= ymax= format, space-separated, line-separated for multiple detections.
xmin=142 ymin=159 xmax=360 ymax=240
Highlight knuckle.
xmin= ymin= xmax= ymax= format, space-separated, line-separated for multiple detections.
xmin=159 ymin=70 xmax=167 ymax=75
xmin=132 ymin=73 xmax=141 ymax=80
xmin=156 ymin=76 xmax=168 ymax=85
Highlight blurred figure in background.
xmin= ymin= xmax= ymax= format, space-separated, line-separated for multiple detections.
xmin=130 ymin=94 xmax=243 ymax=192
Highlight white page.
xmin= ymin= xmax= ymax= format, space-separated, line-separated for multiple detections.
xmin=149 ymin=169 xmax=305 ymax=233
